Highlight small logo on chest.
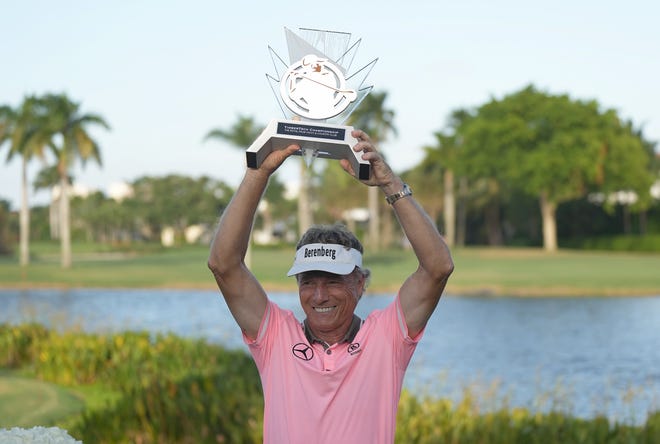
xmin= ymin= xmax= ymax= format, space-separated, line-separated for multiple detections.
xmin=347 ymin=342 xmax=361 ymax=355
xmin=292 ymin=342 xmax=314 ymax=361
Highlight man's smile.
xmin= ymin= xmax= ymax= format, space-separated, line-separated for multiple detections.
xmin=314 ymin=306 xmax=336 ymax=313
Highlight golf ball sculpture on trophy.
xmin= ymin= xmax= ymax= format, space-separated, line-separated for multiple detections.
xmin=246 ymin=27 xmax=378 ymax=180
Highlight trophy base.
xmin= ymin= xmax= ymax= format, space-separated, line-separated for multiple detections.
xmin=246 ymin=119 xmax=371 ymax=180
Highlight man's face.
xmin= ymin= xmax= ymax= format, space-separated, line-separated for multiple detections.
xmin=297 ymin=270 xmax=364 ymax=341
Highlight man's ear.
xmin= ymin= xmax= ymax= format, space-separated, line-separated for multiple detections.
xmin=356 ymin=274 xmax=367 ymax=299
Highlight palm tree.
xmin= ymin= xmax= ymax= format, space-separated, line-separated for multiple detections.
xmin=0 ymin=97 xmax=52 ymax=266
xmin=347 ymin=91 xmax=397 ymax=250
xmin=208 ymin=116 xmax=316 ymax=238
xmin=204 ymin=114 xmax=264 ymax=148
xmin=204 ymin=115 xmax=265 ymax=266
xmin=204 ymin=114 xmax=310 ymax=240
xmin=33 ymin=165 xmax=69 ymax=240
xmin=43 ymin=94 xmax=110 ymax=268
xmin=420 ymin=109 xmax=473 ymax=248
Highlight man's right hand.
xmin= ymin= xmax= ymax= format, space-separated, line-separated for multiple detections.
xmin=259 ymin=143 xmax=300 ymax=176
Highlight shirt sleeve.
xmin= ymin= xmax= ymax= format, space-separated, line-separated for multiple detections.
xmin=243 ymin=298 xmax=273 ymax=347
xmin=243 ymin=299 xmax=291 ymax=374
xmin=393 ymin=292 xmax=426 ymax=343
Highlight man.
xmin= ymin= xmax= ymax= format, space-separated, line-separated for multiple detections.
xmin=208 ymin=129 xmax=453 ymax=443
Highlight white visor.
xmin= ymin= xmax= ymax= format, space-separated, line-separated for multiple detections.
xmin=287 ymin=243 xmax=363 ymax=276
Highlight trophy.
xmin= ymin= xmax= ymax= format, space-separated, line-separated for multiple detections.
xmin=246 ymin=27 xmax=377 ymax=180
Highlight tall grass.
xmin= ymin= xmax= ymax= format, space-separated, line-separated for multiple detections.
xmin=0 ymin=323 xmax=263 ymax=443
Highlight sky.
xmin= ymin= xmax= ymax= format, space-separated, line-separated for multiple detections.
xmin=1 ymin=0 xmax=659 ymax=210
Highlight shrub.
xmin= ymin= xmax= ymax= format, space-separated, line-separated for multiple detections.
xmin=0 ymin=323 xmax=49 ymax=368
xmin=72 ymin=359 xmax=263 ymax=443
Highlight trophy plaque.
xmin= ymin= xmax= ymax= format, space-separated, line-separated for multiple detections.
xmin=246 ymin=27 xmax=377 ymax=180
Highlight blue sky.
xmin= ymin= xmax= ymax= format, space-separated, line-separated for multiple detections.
xmin=1 ymin=0 xmax=658 ymax=209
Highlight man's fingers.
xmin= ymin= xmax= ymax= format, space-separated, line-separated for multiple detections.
xmin=339 ymin=159 xmax=355 ymax=176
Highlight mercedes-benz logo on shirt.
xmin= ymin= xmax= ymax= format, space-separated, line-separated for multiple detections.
xmin=292 ymin=343 xmax=314 ymax=361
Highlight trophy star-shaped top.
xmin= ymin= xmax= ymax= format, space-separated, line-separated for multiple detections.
xmin=266 ymin=27 xmax=377 ymax=124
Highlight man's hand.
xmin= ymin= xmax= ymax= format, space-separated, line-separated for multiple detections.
xmin=339 ymin=130 xmax=398 ymax=190
xmin=258 ymin=143 xmax=301 ymax=177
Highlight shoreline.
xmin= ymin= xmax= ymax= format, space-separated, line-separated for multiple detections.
xmin=1 ymin=282 xmax=658 ymax=298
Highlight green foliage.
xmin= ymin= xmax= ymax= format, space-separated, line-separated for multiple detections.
xmin=458 ymin=85 xmax=655 ymax=207
xmin=0 ymin=323 xmax=263 ymax=443
xmin=75 ymin=367 xmax=263 ymax=443
xmin=0 ymin=326 xmax=244 ymax=393
xmin=203 ymin=114 xmax=264 ymax=148
xmin=395 ymin=390 xmax=660 ymax=444
xmin=347 ymin=90 xmax=397 ymax=143
xmin=123 ymin=174 xmax=233 ymax=242
xmin=3 ymin=324 xmax=659 ymax=443
xmin=317 ymin=160 xmax=368 ymax=220
xmin=419 ymin=84 xmax=658 ymax=249
xmin=0 ymin=324 xmax=49 ymax=368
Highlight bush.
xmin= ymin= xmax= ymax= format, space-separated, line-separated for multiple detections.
xmin=73 ymin=360 xmax=263 ymax=443
xmin=0 ymin=323 xmax=49 ymax=368
xmin=395 ymin=389 xmax=660 ymax=443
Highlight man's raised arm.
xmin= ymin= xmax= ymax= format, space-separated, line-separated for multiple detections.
xmin=341 ymin=130 xmax=454 ymax=338
xmin=208 ymin=143 xmax=299 ymax=340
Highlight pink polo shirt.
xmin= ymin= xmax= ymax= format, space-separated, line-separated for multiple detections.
xmin=244 ymin=295 xmax=422 ymax=444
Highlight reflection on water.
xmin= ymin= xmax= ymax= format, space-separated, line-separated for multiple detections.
xmin=1 ymin=288 xmax=659 ymax=424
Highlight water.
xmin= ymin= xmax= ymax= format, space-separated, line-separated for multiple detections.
xmin=1 ymin=288 xmax=659 ymax=424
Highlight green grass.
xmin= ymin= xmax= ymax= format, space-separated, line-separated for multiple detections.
xmin=447 ymin=248 xmax=660 ymax=296
xmin=0 ymin=370 xmax=85 ymax=428
xmin=0 ymin=242 xmax=659 ymax=296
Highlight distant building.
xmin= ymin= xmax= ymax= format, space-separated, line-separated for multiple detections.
xmin=107 ymin=181 xmax=134 ymax=202
xmin=49 ymin=183 xmax=95 ymax=239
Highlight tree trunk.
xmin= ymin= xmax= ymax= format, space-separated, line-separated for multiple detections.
xmin=639 ymin=210 xmax=647 ymax=235
xmin=443 ymin=169 xmax=455 ymax=247
xmin=485 ymin=180 xmax=503 ymax=246
xmin=367 ymin=186 xmax=380 ymax=251
xmin=456 ymin=176 xmax=468 ymax=247
xmin=485 ymin=201 xmax=503 ymax=246
xmin=622 ymin=205 xmax=631 ymax=235
xmin=59 ymin=176 xmax=72 ymax=268
xmin=298 ymin=159 xmax=313 ymax=236
xmin=382 ymin=209 xmax=394 ymax=248
xmin=19 ymin=159 xmax=30 ymax=266
xmin=261 ymin=202 xmax=274 ymax=242
xmin=539 ymin=192 xmax=558 ymax=252
xmin=49 ymin=198 xmax=59 ymax=239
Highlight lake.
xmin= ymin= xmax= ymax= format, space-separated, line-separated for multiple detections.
xmin=1 ymin=288 xmax=659 ymax=425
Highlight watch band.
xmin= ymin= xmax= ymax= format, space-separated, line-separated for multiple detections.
xmin=385 ymin=183 xmax=413 ymax=205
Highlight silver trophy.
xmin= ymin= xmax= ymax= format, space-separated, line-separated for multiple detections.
xmin=246 ymin=27 xmax=377 ymax=180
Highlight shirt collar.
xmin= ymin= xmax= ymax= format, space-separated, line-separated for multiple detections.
xmin=303 ymin=315 xmax=362 ymax=350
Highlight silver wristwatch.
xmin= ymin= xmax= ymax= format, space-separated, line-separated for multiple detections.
xmin=385 ymin=183 xmax=413 ymax=205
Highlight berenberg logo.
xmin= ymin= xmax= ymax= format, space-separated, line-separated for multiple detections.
xmin=304 ymin=246 xmax=337 ymax=260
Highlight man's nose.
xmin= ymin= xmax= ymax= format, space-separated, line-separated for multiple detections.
xmin=312 ymin=283 xmax=329 ymax=302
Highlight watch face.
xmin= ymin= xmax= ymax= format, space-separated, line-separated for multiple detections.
xmin=280 ymin=54 xmax=358 ymax=120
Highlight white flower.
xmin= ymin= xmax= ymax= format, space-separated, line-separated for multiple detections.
xmin=0 ymin=426 xmax=82 ymax=443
